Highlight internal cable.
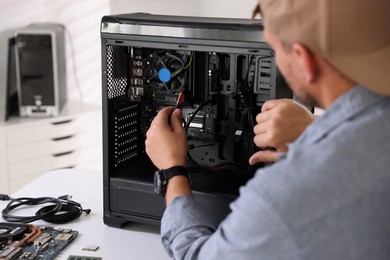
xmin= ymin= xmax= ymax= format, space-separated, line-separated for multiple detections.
xmin=184 ymin=101 xmax=211 ymax=132
xmin=182 ymin=51 xmax=194 ymax=70
xmin=170 ymin=51 xmax=193 ymax=78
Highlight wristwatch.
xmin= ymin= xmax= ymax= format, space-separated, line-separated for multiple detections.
xmin=154 ymin=166 xmax=189 ymax=197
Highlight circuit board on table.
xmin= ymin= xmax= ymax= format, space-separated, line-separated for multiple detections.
xmin=0 ymin=222 xmax=77 ymax=260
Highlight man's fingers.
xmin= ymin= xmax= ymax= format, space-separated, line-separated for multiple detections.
xmin=254 ymin=119 xmax=271 ymax=135
xmin=261 ymin=98 xmax=290 ymax=112
xmin=249 ymin=150 xmax=281 ymax=165
xmin=149 ymin=106 xmax=174 ymax=130
xmin=156 ymin=106 xmax=174 ymax=122
xmin=253 ymin=133 xmax=276 ymax=148
xmin=147 ymin=106 xmax=173 ymax=136
xmin=261 ymin=99 xmax=278 ymax=112
xmin=255 ymin=110 xmax=271 ymax=124
xmin=170 ymin=109 xmax=183 ymax=131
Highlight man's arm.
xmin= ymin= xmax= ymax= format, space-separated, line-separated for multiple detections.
xmin=145 ymin=106 xmax=300 ymax=259
xmin=160 ymin=165 xmax=300 ymax=260
xmin=145 ymin=106 xmax=192 ymax=205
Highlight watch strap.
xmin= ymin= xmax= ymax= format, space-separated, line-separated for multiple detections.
xmin=162 ymin=166 xmax=188 ymax=181
xmin=154 ymin=166 xmax=189 ymax=197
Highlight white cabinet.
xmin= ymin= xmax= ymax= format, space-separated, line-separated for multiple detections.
xmin=0 ymin=100 xmax=102 ymax=193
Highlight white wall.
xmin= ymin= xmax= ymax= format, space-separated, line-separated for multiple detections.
xmin=0 ymin=0 xmax=110 ymax=106
xmin=110 ymin=0 xmax=258 ymax=18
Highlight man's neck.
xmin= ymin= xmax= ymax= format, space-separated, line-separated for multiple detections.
xmin=320 ymin=81 xmax=355 ymax=109
xmin=314 ymin=59 xmax=356 ymax=109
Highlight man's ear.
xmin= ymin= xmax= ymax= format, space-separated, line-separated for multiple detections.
xmin=291 ymin=43 xmax=319 ymax=84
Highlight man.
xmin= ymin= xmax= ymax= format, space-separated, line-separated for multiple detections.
xmin=145 ymin=0 xmax=390 ymax=259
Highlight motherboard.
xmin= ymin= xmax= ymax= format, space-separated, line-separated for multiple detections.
xmin=0 ymin=222 xmax=77 ymax=260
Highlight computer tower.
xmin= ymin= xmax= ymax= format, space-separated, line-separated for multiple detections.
xmin=15 ymin=24 xmax=67 ymax=117
xmin=101 ymin=13 xmax=294 ymax=227
xmin=0 ymin=36 xmax=19 ymax=122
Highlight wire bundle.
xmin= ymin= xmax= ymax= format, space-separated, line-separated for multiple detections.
xmin=1 ymin=195 xmax=91 ymax=224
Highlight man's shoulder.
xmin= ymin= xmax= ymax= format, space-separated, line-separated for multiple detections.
xmin=248 ymin=115 xmax=390 ymax=259
xmin=250 ymin=92 xmax=390 ymax=222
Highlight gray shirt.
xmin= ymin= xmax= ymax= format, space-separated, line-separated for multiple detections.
xmin=161 ymin=85 xmax=390 ymax=260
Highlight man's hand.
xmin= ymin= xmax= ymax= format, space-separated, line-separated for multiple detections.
xmin=249 ymin=99 xmax=316 ymax=164
xmin=145 ymin=107 xmax=188 ymax=170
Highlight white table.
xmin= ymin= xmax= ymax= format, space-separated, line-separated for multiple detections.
xmin=0 ymin=169 xmax=171 ymax=260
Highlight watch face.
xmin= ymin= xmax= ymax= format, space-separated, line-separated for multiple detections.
xmin=154 ymin=171 xmax=162 ymax=194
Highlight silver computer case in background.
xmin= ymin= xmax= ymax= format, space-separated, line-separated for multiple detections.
xmin=15 ymin=23 xmax=66 ymax=117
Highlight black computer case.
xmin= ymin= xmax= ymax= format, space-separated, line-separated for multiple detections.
xmin=101 ymin=13 xmax=293 ymax=227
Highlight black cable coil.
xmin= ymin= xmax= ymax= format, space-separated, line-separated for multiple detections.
xmin=1 ymin=195 xmax=91 ymax=224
